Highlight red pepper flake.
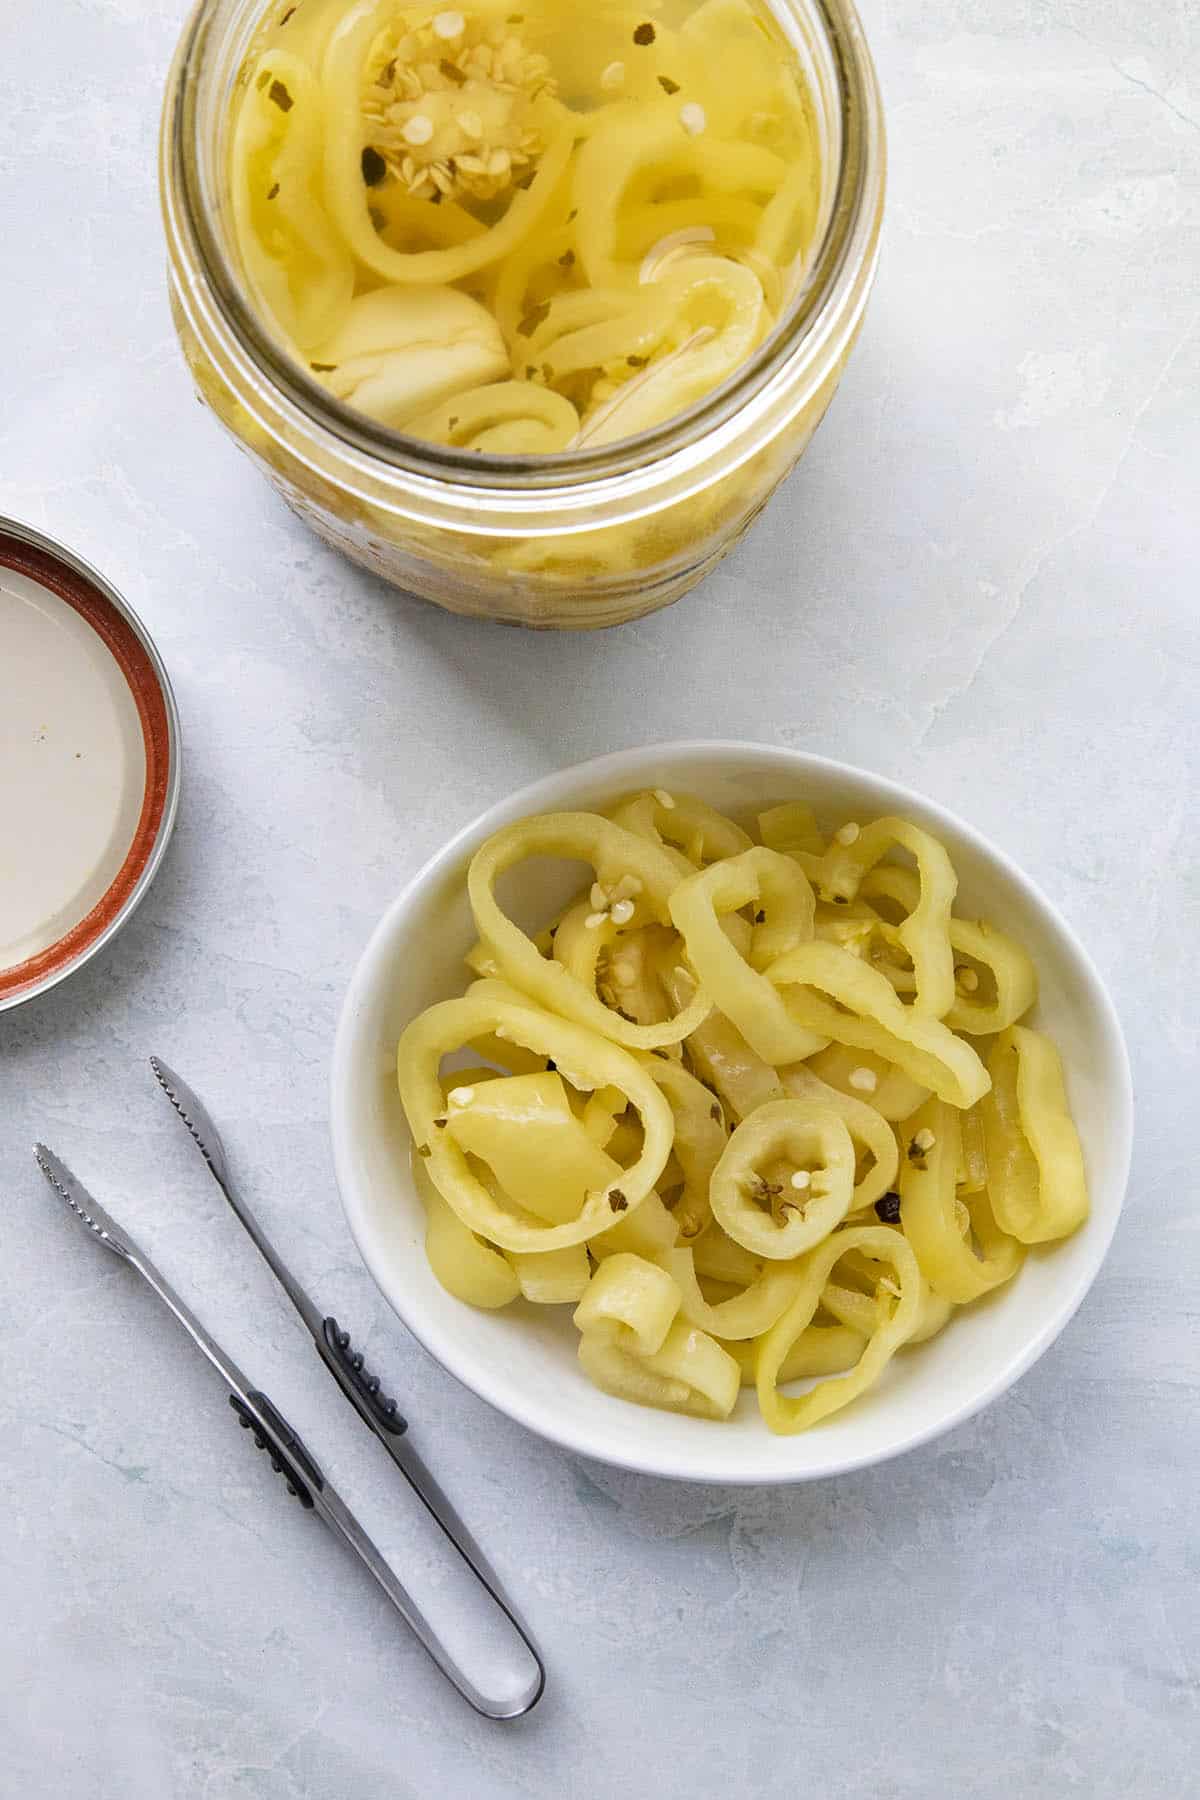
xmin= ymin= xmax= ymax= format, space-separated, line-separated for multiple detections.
xmin=558 ymin=248 xmax=575 ymax=267
xmin=633 ymin=21 xmax=656 ymax=43
xmin=608 ymin=1189 xmax=629 ymax=1213
xmin=267 ymin=181 xmax=280 ymax=199
xmin=658 ymin=74 xmax=680 ymax=94
xmin=279 ymin=3 xmax=296 ymax=21
xmin=268 ymin=78 xmax=294 ymax=111
xmin=874 ymin=1192 xmax=902 ymax=1223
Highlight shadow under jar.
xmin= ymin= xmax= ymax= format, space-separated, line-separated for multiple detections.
xmin=160 ymin=0 xmax=884 ymax=629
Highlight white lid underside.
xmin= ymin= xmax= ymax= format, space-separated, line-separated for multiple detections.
xmin=0 ymin=566 xmax=145 ymax=970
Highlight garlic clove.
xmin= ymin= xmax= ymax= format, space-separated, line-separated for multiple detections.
xmin=310 ymin=285 xmax=509 ymax=428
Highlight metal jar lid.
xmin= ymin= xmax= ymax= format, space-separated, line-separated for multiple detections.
xmin=0 ymin=518 xmax=181 ymax=1010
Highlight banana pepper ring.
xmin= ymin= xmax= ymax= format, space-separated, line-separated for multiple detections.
xmin=574 ymin=1254 xmax=740 ymax=1420
xmin=321 ymin=0 xmax=572 ymax=284
xmin=765 ymin=940 xmax=991 ymax=1109
xmin=757 ymin=800 xmax=824 ymax=859
xmin=406 ymin=380 xmax=580 ymax=453
xmin=669 ymin=847 xmax=828 ymax=1063
xmin=397 ymin=995 xmax=674 ymax=1251
xmin=662 ymin=1245 xmax=805 ymax=1341
xmin=821 ymin=1255 xmax=954 ymax=1346
xmin=756 ymin=1225 xmax=922 ymax=1433
xmin=860 ymin=865 xmax=1038 ymax=1035
xmin=642 ymin=1054 xmax=728 ymax=1240
xmin=802 ymin=1041 xmax=930 ymax=1125
xmin=232 ymin=49 xmax=355 ymax=350
xmin=979 ymin=1026 xmax=1089 ymax=1243
xmin=778 ymin=1063 xmax=900 ymax=1211
xmin=898 ymin=1098 xmax=1024 ymax=1301
xmin=710 ymin=1097 xmax=856 ymax=1260
xmin=467 ymin=812 xmax=712 ymax=1049
xmin=813 ymin=818 xmax=958 ymax=1018
xmin=724 ymin=1324 xmax=865 ymax=1387
xmin=608 ymin=789 xmax=754 ymax=871
xmin=412 ymin=1150 xmax=519 ymax=1310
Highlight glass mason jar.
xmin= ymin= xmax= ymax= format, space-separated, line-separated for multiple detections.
xmin=160 ymin=0 xmax=884 ymax=629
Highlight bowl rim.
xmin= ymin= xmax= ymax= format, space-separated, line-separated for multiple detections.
xmin=331 ymin=739 xmax=1133 ymax=1485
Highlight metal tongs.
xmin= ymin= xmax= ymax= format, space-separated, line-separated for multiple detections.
xmin=34 ymin=1058 xmax=543 ymax=1720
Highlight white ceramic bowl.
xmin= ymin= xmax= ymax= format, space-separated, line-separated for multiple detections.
xmin=331 ymin=742 xmax=1132 ymax=1485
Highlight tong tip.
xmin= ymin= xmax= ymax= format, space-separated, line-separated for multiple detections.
xmin=150 ymin=1056 xmax=230 ymax=1186
xmin=34 ymin=1143 xmax=133 ymax=1260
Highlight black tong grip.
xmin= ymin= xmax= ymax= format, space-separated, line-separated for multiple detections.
xmin=230 ymin=1391 xmax=322 ymax=1509
xmin=320 ymin=1317 xmax=407 ymax=1437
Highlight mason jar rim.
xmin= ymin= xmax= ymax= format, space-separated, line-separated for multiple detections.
xmin=163 ymin=0 xmax=884 ymax=498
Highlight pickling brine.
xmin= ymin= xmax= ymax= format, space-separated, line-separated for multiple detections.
xmin=230 ymin=0 xmax=821 ymax=451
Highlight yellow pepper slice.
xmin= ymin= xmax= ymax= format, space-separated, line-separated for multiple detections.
xmin=650 ymin=947 xmax=786 ymax=1123
xmin=724 ymin=1325 xmax=864 ymax=1387
xmin=710 ymin=1098 xmax=856 ymax=1260
xmin=765 ymin=940 xmax=990 ymax=1109
xmin=958 ymin=1103 xmax=988 ymax=1193
xmin=669 ymin=847 xmax=827 ymax=1063
xmin=661 ymin=1246 xmax=805 ymax=1340
xmin=813 ymin=818 xmax=958 ymax=1018
xmin=578 ymin=1321 xmax=741 ymax=1420
xmin=232 ymin=49 xmax=354 ymax=350
xmin=757 ymin=801 xmax=824 ymax=858
xmin=802 ymin=1041 xmax=930 ymax=1123
xmin=397 ymin=995 xmax=673 ymax=1252
xmin=413 ymin=1151 xmax=519 ymax=1309
xmin=642 ymin=1055 xmax=728 ymax=1241
xmin=823 ymin=1252 xmax=955 ymax=1345
xmin=860 ymin=865 xmax=1038 ymax=1035
xmin=506 ymin=1242 xmax=592 ymax=1304
xmin=898 ymin=1098 xmax=1024 ymax=1301
xmin=979 ymin=1026 xmax=1089 ymax=1243
xmin=692 ymin=1225 xmax=762 ymax=1287
xmin=405 ymin=380 xmax=580 ymax=454
xmin=756 ymin=1226 xmax=922 ymax=1433
xmin=778 ymin=1063 xmax=899 ymax=1210
xmin=589 ymin=1190 xmax=681 ymax=1264
xmin=467 ymin=813 xmax=712 ymax=1049
xmin=443 ymin=1069 xmax=617 ymax=1226
xmin=574 ymin=1253 xmax=681 ymax=1354
xmin=574 ymin=1254 xmax=739 ymax=1419
xmin=321 ymin=0 xmax=572 ymax=284
xmin=608 ymin=789 xmax=754 ymax=871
